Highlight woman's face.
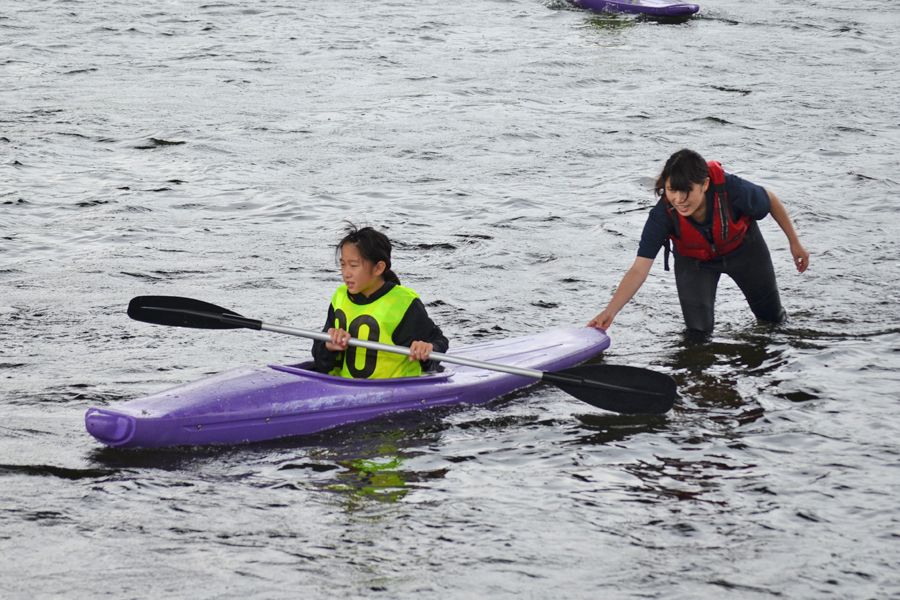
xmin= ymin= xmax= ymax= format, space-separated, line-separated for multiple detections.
xmin=666 ymin=177 xmax=710 ymax=219
xmin=340 ymin=243 xmax=385 ymax=297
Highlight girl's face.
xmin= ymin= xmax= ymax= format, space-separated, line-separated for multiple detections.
xmin=340 ymin=242 xmax=385 ymax=297
xmin=665 ymin=177 xmax=710 ymax=220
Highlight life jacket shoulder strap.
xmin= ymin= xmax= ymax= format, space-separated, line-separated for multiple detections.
xmin=707 ymin=160 xmax=739 ymax=226
xmin=662 ymin=201 xmax=682 ymax=272
xmin=665 ymin=202 xmax=682 ymax=238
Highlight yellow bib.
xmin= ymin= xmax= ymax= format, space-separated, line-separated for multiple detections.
xmin=329 ymin=284 xmax=423 ymax=379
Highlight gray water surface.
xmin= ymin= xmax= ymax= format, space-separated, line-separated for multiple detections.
xmin=2 ymin=0 xmax=900 ymax=598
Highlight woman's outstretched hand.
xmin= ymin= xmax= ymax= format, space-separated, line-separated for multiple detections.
xmin=588 ymin=309 xmax=615 ymax=330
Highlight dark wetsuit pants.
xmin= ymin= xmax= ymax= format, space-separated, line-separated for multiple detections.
xmin=673 ymin=220 xmax=786 ymax=333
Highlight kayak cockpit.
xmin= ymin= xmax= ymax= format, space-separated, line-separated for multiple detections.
xmin=269 ymin=362 xmax=454 ymax=384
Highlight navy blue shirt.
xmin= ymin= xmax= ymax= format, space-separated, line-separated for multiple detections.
xmin=637 ymin=172 xmax=772 ymax=259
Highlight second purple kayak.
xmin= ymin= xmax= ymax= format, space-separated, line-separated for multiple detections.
xmin=572 ymin=0 xmax=699 ymax=17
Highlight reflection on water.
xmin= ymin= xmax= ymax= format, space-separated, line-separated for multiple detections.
xmin=572 ymin=412 xmax=669 ymax=445
xmin=660 ymin=324 xmax=804 ymax=411
xmin=584 ymin=14 xmax=638 ymax=32
xmin=582 ymin=13 xmax=694 ymax=31
xmin=331 ymin=451 xmax=411 ymax=502
xmin=322 ymin=445 xmax=449 ymax=507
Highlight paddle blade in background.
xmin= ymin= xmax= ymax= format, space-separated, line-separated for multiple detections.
xmin=127 ymin=296 xmax=247 ymax=329
xmin=545 ymin=364 xmax=677 ymax=415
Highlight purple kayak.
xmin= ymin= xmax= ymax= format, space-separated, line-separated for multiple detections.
xmin=85 ymin=327 xmax=610 ymax=449
xmin=572 ymin=0 xmax=699 ymax=17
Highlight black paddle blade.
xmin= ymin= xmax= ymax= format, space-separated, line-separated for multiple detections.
xmin=127 ymin=296 xmax=261 ymax=330
xmin=544 ymin=364 xmax=677 ymax=415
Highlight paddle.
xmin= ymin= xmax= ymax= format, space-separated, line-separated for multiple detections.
xmin=127 ymin=295 xmax=677 ymax=415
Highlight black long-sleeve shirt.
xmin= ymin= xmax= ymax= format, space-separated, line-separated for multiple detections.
xmin=311 ymin=282 xmax=449 ymax=375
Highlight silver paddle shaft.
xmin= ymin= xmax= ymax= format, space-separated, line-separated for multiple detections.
xmin=261 ymin=323 xmax=546 ymax=381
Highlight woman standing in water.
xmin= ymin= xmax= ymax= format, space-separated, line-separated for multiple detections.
xmin=589 ymin=149 xmax=809 ymax=335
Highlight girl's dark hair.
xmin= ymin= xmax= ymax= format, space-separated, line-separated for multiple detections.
xmin=654 ymin=149 xmax=709 ymax=200
xmin=335 ymin=224 xmax=401 ymax=285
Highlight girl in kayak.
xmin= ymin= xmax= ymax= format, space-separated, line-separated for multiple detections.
xmin=589 ymin=149 xmax=809 ymax=335
xmin=312 ymin=225 xmax=449 ymax=378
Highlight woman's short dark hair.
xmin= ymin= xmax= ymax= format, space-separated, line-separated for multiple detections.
xmin=335 ymin=223 xmax=401 ymax=285
xmin=654 ymin=149 xmax=709 ymax=200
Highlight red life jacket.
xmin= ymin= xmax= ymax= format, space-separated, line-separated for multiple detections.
xmin=665 ymin=161 xmax=750 ymax=266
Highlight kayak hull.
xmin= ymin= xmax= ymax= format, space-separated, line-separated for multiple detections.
xmin=572 ymin=0 xmax=699 ymax=17
xmin=86 ymin=327 xmax=610 ymax=448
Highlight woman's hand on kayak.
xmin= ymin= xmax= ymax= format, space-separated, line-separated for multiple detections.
xmin=326 ymin=328 xmax=351 ymax=352
xmin=588 ymin=308 xmax=615 ymax=330
xmin=409 ymin=340 xmax=433 ymax=362
xmin=791 ymin=240 xmax=809 ymax=273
